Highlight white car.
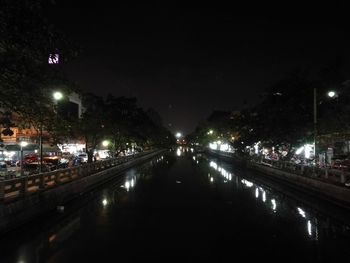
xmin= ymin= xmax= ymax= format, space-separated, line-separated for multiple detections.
xmin=77 ymin=153 xmax=88 ymax=163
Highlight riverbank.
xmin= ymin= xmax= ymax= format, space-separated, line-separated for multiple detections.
xmin=0 ymin=149 xmax=166 ymax=234
xmin=207 ymin=149 xmax=350 ymax=209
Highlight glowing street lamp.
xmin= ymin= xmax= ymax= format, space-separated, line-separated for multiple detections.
xmin=102 ymin=140 xmax=110 ymax=147
xmin=313 ymin=88 xmax=338 ymax=166
xmin=53 ymin=91 xmax=63 ymax=101
xmin=176 ymin=132 xmax=182 ymax=139
xmin=327 ymin=91 xmax=336 ymax=98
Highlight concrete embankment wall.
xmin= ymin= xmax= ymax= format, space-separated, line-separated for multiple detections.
xmin=0 ymin=150 xmax=165 ymax=234
xmin=207 ymin=150 xmax=350 ymax=209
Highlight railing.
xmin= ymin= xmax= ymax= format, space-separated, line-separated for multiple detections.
xmin=248 ymin=155 xmax=350 ymax=186
xmin=0 ymin=150 xmax=157 ymax=203
xmin=208 ymin=149 xmax=350 ymax=187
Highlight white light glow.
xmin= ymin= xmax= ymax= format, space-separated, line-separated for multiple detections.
xmin=328 ymin=91 xmax=336 ymax=98
xmin=176 ymin=148 xmax=181 ymax=156
xmin=48 ymin=54 xmax=59 ymax=64
xmin=102 ymin=199 xmax=108 ymax=206
xmin=210 ymin=177 xmax=214 ymax=182
xmin=241 ymin=179 xmax=253 ymax=187
xmin=304 ymin=144 xmax=312 ymax=159
xmin=307 ymin=220 xmax=312 ymax=236
xmin=271 ymin=199 xmax=277 ymax=211
xmin=262 ymin=191 xmax=266 ymax=202
xmin=298 ymin=207 xmax=306 ymax=218
xmin=20 ymin=141 xmax=28 ymax=147
xmin=125 ymin=181 xmax=130 ymax=191
xmin=102 ymin=140 xmax=109 ymax=147
xmin=255 ymin=188 xmax=259 ymax=198
xmin=53 ymin=91 xmax=63 ymax=100
xmin=296 ymin=146 xmax=304 ymax=155
xmin=220 ymin=143 xmax=229 ymax=152
xmin=209 ymin=142 xmax=217 ymax=150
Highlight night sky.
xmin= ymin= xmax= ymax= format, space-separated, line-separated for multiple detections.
xmin=50 ymin=1 xmax=350 ymax=135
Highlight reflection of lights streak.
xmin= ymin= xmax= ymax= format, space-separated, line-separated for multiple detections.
xmin=209 ymin=161 xmax=232 ymax=181
xmin=241 ymin=179 xmax=253 ymax=187
xmin=255 ymin=188 xmax=259 ymax=198
xmin=262 ymin=191 xmax=266 ymax=202
xmin=193 ymin=156 xmax=196 ymax=161
xmin=271 ymin=199 xmax=276 ymax=211
xmin=210 ymin=177 xmax=214 ymax=182
xmin=176 ymin=148 xmax=181 ymax=156
xmin=125 ymin=181 xmax=130 ymax=191
xmin=298 ymin=208 xmax=306 ymax=218
xmin=307 ymin=221 xmax=312 ymax=236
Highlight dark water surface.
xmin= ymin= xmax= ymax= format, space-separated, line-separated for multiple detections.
xmin=1 ymin=148 xmax=350 ymax=262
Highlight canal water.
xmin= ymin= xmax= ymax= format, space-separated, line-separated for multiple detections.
xmin=1 ymin=148 xmax=350 ymax=262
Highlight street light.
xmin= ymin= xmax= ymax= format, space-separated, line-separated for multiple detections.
xmin=102 ymin=140 xmax=110 ymax=147
xmin=53 ymin=91 xmax=63 ymax=101
xmin=313 ymin=88 xmax=337 ymax=167
xmin=176 ymin=132 xmax=182 ymax=139
xmin=39 ymin=91 xmax=64 ymax=173
xmin=20 ymin=141 xmax=28 ymax=176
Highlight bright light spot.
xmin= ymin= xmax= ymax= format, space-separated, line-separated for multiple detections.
xmin=130 ymin=178 xmax=135 ymax=187
xmin=262 ymin=191 xmax=266 ymax=202
xmin=193 ymin=156 xmax=196 ymax=161
xmin=298 ymin=207 xmax=306 ymax=218
xmin=304 ymin=144 xmax=313 ymax=159
xmin=53 ymin=91 xmax=63 ymax=100
xmin=328 ymin=91 xmax=336 ymax=98
xmin=196 ymin=160 xmax=199 ymax=164
xmin=125 ymin=181 xmax=130 ymax=191
xmin=255 ymin=188 xmax=259 ymax=198
xmin=20 ymin=141 xmax=28 ymax=147
xmin=48 ymin=53 xmax=59 ymax=64
xmin=220 ymin=143 xmax=229 ymax=152
xmin=271 ymin=199 xmax=277 ymax=211
xmin=102 ymin=140 xmax=110 ymax=147
xmin=307 ymin=220 xmax=312 ymax=236
xmin=210 ymin=161 xmax=218 ymax=170
xmin=208 ymin=130 xmax=214 ymax=135
xmin=176 ymin=148 xmax=181 ymax=156
xmin=102 ymin=199 xmax=108 ymax=206
xmin=296 ymin=146 xmax=304 ymax=155
xmin=209 ymin=142 xmax=218 ymax=150
xmin=210 ymin=177 xmax=214 ymax=182
xmin=190 ymin=148 xmax=194 ymax=152
xmin=176 ymin=132 xmax=182 ymax=138
xmin=241 ymin=179 xmax=253 ymax=187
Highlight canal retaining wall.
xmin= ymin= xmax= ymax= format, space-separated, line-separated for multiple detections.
xmin=0 ymin=150 xmax=165 ymax=234
xmin=207 ymin=150 xmax=350 ymax=209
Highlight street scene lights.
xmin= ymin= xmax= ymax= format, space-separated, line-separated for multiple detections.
xmin=20 ymin=141 xmax=28 ymax=176
xmin=176 ymin=132 xmax=182 ymax=139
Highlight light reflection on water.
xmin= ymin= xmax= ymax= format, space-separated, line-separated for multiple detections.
xmin=192 ymin=154 xmax=350 ymax=243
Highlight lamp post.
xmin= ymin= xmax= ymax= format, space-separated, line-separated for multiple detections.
xmin=39 ymin=91 xmax=63 ymax=173
xmin=313 ymin=88 xmax=337 ymax=167
xmin=20 ymin=141 xmax=28 ymax=176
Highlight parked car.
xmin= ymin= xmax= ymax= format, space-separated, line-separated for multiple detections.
xmin=77 ymin=153 xmax=88 ymax=163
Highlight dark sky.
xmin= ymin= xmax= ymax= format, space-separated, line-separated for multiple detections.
xmin=50 ymin=1 xmax=350 ymax=135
